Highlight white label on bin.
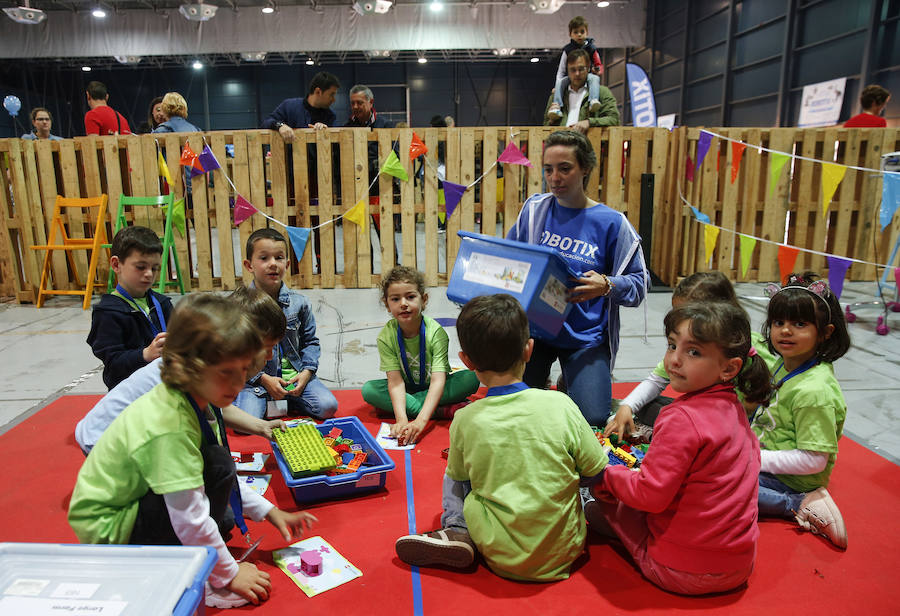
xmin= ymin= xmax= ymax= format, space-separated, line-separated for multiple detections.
xmin=3 ymin=578 xmax=48 ymax=596
xmin=50 ymin=582 xmax=100 ymax=599
xmin=462 ymin=252 xmax=530 ymax=294
xmin=356 ymin=472 xmax=382 ymax=488
xmin=0 ymin=596 xmax=127 ymax=614
xmin=539 ymin=275 xmax=568 ymax=314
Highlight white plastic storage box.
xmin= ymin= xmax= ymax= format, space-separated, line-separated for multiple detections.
xmin=0 ymin=543 xmax=216 ymax=615
xmin=448 ymin=231 xmax=577 ymax=338
xmin=272 ymin=416 xmax=396 ymax=504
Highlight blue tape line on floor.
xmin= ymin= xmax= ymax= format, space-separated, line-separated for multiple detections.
xmin=405 ymin=449 xmax=424 ymax=616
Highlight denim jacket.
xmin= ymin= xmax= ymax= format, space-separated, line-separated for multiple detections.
xmin=248 ymin=281 xmax=321 ymax=384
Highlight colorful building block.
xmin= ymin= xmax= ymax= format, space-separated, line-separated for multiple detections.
xmin=300 ymin=550 xmax=322 ymax=576
xmin=272 ymin=424 xmax=337 ymax=479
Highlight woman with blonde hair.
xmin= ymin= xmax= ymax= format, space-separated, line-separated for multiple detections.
xmin=152 ymin=92 xmax=201 ymax=133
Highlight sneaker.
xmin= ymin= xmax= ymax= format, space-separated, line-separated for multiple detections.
xmin=205 ymin=582 xmax=249 ymax=609
xmin=547 ymin=103 xmax=563 ymax=120
xmin=589 ymin=98 xmax=602 ymax=113
xmin=793 ymin=487 xmax=848 ymax=549
xmin=434 ymin=399 xmax=471 ymax=420
xmin=395 ymin=527 xmax=476 ymax=568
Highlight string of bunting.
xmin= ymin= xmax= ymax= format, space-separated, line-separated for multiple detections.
xmin=689 ymin=128 xmax=900 ymax=229
xmin=164 ymin=130 xmax=534 ymax=262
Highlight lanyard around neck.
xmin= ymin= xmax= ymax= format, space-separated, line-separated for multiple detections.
xmin=397 ymin=319 xmax=426 ymax=386
xmin=773 ymin=357 xmax=819 ymax=387
xmin=485 ymin=382 xmax=528 ymax=397
xmin=186 ymin=394 xmax=248 ymax=536
xmin=115 ymin=284 xmax=166 ymax=336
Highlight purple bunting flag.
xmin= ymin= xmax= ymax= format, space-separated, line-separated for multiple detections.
xmin=443 ymin=181 xmax=467 ymax=219
xmin=189 ymin=166 xmax=205 ymax=178
xmin=826 ymin=256 xmax=852 ymax=299
xmin=233 ymin=194 xmax=258 ymax=226
xmin=695 ymin=131 xmax=713 ymax=173
xmin=286 ymin=226 xmax=311 ymax=261
xmin=197 ymin=145 xmax=221 ymax=172
xmin=498 ymin=142 xmax=533 ymax=167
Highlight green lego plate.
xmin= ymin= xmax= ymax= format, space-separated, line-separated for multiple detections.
xmin=272 ymin=423 xmax=337 ymax=479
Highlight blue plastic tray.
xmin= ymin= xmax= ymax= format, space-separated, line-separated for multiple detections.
xmin=447 ymin=231 xmax=578 ymax=338
xmin=272 ymin=416 xmax=396 ymax=504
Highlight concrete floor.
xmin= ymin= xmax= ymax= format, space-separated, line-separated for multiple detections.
xmin=1 ymin=279 xmax=898 ymax=465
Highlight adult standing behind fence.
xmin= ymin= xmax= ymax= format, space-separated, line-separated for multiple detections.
xmin=844 ymin=85 xmax=891 ymax=127
xmin=22 ymin=107 xmax=62 ymax=141
xmin=262 ymin=72 xmax=340 ymax=142
xmin=544 ymin=49 xmax=618 ymax=134
xmin=506 ymin=130 xmax=647 ymax=426
xmin=84 ymin=81 xmax=131 ymax=136
xmin=152 ymin=93 xmax=201 ymax=133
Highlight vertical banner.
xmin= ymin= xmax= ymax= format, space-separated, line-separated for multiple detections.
xmin=626 ymin=63 xmax=657 ymax=127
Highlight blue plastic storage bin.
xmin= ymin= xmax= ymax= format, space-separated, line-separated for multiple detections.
xmin=0 ymin=543 xmax=216 ymax=616
xmin=447 ymin=231 xmax=578 ymax=338
xmin=272 ymin=416 xmax=396 ymax=504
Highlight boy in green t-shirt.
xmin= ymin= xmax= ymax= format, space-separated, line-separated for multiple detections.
xmin=395 ymin=294 xmax=607 ymax=581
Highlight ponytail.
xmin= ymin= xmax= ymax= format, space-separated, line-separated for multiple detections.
xmin=734 ymin=352 xmax=774 ymax=407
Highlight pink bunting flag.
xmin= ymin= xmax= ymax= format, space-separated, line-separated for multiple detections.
xmin=686 ymin=156 xmax=694 ymax=182
xmin=443 ymin=181 xmax=467 ymax=219
xmin=777 ymin=245 xmax=800 ymax=285
xmin=498 ymin=142 xmax=533 ymax=167
xmin=826 ymin=255 xmax=852 ymax=299
xmin=233 ymin=194 xmax=258 ymax=226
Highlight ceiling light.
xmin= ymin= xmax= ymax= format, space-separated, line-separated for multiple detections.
xmin=493 ymin=48 xmax=516 ymax=56
xmin=597 ymin=1 xmax=610 ymax=6
xmin=261 ymin=6 xmax=274 ymax=13
xmin=418 ymin=57 xmax=427 ymax=64
xmin=527 ymin=0 xmax=564 ymax=14
xmin=91 ymin=8 xmax=106 ymax=18
xmin=428 ymin=1 xmax=443 ymax=12
xmin=353 ymin=0 xmax=392 ymax=15
xmin=241 ymin=52 xmax=267 ymax=61
xmin=530 ymin=57 xmax=539 ymax=63
xmin=305 ymin=58 xmax=315 ymax=65
xmin=81 ymin=66 xmax=92 ymax=72
xmin=192 ymin=60 xmax=204 ymax=70
xmin=114 ymin=55 xmax=142 ymax=64
xmin=3 ymin=3 xmax=47 ymax=24
xmin=179 ymin=3 xmax=217 ymax=21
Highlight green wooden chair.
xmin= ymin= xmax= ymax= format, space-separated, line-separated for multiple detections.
xmin=105 ymin=193 xmax=186 ymax=295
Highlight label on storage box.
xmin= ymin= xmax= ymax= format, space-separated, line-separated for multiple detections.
xmin=539 ymin=275 xmax=568 ymax=314
xmin=0 ymin=596 xmax=127 ymax=614
xmin=356 ymin=472 xmax=382 ymax=488
xmin=462 ymin=252 xmax=530 ymax=294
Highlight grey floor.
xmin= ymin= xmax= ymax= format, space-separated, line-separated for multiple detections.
xmin=2 ymin=278 xmax=899 ymax=465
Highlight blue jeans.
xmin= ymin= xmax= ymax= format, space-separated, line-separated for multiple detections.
xmin=758 ymin=472 xmax=806 ymax=519
xmin=523 ymin=339 xmax=612 ymax=427
xmin=440 ymin=474 xmax=471 ymax=530
xmin=553 ymin=74 xmax=602 ymax=109
xmin=234 ymin=376 xmax=338 ymax=420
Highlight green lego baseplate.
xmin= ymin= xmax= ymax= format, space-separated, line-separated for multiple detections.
xmin=273 ymin=423 xmax=337 ymax=479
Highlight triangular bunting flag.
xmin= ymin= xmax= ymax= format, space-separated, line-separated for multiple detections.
xmin=343 ymin=199 xmax=367 ymax=227
xmin=157 ymin=151 xmax=173 ymax=185
xmin=768 ymin=152 xmax=790 ymax=197
xmin=703 ymin=224 xmax=720 ymax=265
xmin=380 ymin=150 xmax=409 ymax=182
xmin=826 ymin=255 xmax=852 ymax=299
xmin=695 ymin=131 xmax=713 ymax=172
xmin=233 ymin=194 xmax=258 ymax=226
xmin=409 ymin=133 xmax=428 ymax=160
xmin=197 ymin=145 xmax=220 ymax=172
xmin=686 ymin=156 xmax=694 ymax=182
xmin=179 ymin=143 xmax=203 ymax=170
xmin=286 ymin=226 xmax=311 ymax=261
xmin=730 ymin=142 xmax=747 ymax=184
xmin=689 ymin=206 xmax=710 ymax=224
xmin=443 ymin=181 xmax=467 ymax=219
xmin=189 ymin=166 xmax=205 ymax=179
xmin=171 ymin=198 xmax=186 ymax=237
xmin=821 ymin=162 xmax=846 ymax=218
xmin=739 ymin=234 xmax=757 ymax=277
xmin=777 ymin=245 xmax=800 ymax=284
xmin=498 ymin=141 xmax=533 ymax=167
xmin=880 ymin=173 xmax=900 ymax=230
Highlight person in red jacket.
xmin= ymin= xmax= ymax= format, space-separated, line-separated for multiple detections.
xmin=844 ymin=84 xmax=890 ymax=127
xmin=84 ymin=81 xmax=131 ymax=136
xmin=586 ymin=302 xmax=774 ymax=595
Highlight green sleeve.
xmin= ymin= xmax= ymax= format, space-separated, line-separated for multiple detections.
xmin=544 ymin=93 xmax=562 ymax=126
xmin=652 ymin=360 xmax=668 ymax=379
xmin=428 ymin=323 xmax=451 ymax=373
xmin=376 ymin=323 xmax=402 ymax=373
xmin=570 ymin=404 xmax=607 ymax=477
xmin=588 ymin=88 xmax=620 ymax=127
xmin=132 ymin=432 xmax=204 ymax=495
xmin=446 ymin=418 xmax=469 ymax=482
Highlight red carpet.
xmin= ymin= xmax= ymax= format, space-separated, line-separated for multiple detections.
xmin=2 ymin=387 xmax=899 ymax=615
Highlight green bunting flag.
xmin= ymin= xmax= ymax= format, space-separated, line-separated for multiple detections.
xmin=380 ymin=150 xmax=409 ymax=182
xmin=739 ymin=234 xmax=756 ymax=277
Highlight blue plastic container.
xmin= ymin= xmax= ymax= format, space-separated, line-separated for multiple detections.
xmin=272 ymin=416 xmax=396 ymax=504
xmin=447 ymin=231 xmax=578 ymax=339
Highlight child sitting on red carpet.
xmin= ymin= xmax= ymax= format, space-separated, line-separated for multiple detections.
xmin=751 ymin=273 xmax=851 ymax=549
xmin=586 ymin=302 xmax=772 ymax=595
xmin=395 ymin=294 xmax=607 ymax=581
xmin=69 ymin=294 xmax=316 ymax=609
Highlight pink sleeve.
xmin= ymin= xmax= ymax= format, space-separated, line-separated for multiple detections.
xmin=602 ymin=408 xmax=699 ymax=514
xmin=592 ymin=51 xmax=602 ymax=69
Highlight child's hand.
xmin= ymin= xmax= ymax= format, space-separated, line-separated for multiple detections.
xmin=603 ymin=404 xmax=635 ymax=441
xmin=142 ymin=332 xmax=166 ymax=362
xmin=257 ymin=419 xmax=286 ymax=440
xmin=390 ymin=419 xmax=408 ymax=439
xmin=265 ymin=508 xmax=318 ymax=542
xmin=399 ymin=417 xmax=427 ymax=446
xmin=226 ymin=561 xmax=271 ymax=605
xmin=260 ymin=374 xmax=288 ymax=400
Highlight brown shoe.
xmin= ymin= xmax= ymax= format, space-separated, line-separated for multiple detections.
xmin=395 ymin=527 xmax=476 ymax=568
xmin=794 ymin=487 xmax=848 ymax=549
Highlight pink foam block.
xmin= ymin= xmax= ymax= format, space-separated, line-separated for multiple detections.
xmin=300 ymin=550 xmax=323 ymax=576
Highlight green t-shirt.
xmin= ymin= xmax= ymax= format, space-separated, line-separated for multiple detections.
xmin=376 ymin=315 xmax=450 ymax=388
xmin=446 ymin=388 xmax=607 ymax=581
xmin=112 ymin=289 xmax=150 ymax=312
xmin=68 ymin=383 xmax=212 ymax=544
xmin=751 ymin=361 xmax=846 ymax=492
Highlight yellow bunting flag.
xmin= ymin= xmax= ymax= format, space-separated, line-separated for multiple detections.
xmin=380 ymin=150 xmax=409 ymax=182
xmin=343 ymin=198 xmax=367 ymax=227
xmin=821 ymin=162 xmax=846 ymax=218
xmin=739 ymin=234 xmax=757 ymax=277
xmin=703 ymin=224 xmax=720 ymax=265
xmin=158 ymin=151 xmax=173 ymax=185
xmin=768 ymin=152 xmax=790 ymax=197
